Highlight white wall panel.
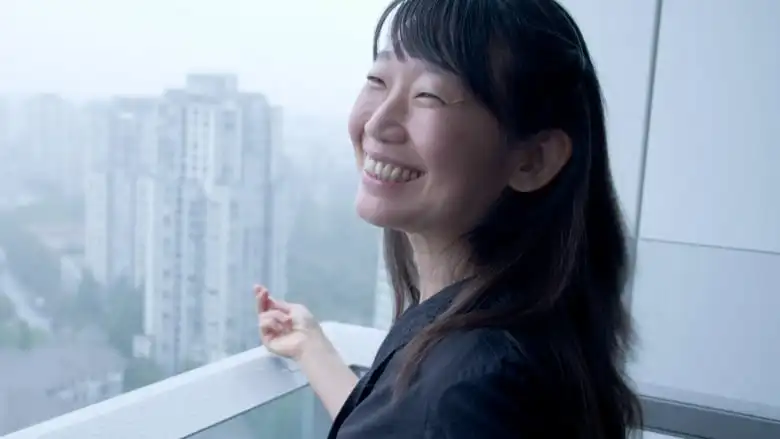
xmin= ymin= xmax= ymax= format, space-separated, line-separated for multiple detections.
xmin=630 ymin=239 xmax=780 ymax=410
xmin=640 ymin=0 xmax=780 ymax=252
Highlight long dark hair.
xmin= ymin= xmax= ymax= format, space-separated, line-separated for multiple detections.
xmin=375 ymin=0 xmax=642 ymax=436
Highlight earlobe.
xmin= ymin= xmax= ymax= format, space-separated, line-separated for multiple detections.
xmin=507 ymin=130 xmax=572 ymax=193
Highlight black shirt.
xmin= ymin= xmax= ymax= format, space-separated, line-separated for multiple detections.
xmin=327 ymin=280 xmax=578 ymax=438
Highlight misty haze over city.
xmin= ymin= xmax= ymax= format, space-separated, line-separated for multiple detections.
xmin=0 ymin=1 xmax=388 ymax=435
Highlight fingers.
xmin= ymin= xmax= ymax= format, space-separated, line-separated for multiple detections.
xmin=254 ymin=285 xmax=268 ymax=313
xmin=258 ymin=309 xmax=291 ymax=336
xmin=268 ymin=296 xmax=293 ymax=313
xmin=254 ymin=284 xmax=291 ymax=313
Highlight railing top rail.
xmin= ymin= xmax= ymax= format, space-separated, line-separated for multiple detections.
xmin=3 ymin=322 xmax=778 ymax=439
xmin=2 ymin=322 xmax=383 ymax=439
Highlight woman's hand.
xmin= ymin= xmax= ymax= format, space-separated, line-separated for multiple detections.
xmin=255 ymin=285 xmax=324 ymax=361
xmin=254 ymin=284 xmax=358 ymax=419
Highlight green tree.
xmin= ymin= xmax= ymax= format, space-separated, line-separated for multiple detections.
xmin=76 ymin=270 xmax=104 ymax=317
xmin=16 ymin=320 xmax=34 ymax=350
xmin=0 ymin=295 xmax=47 ymax=349
xmin=0 ymin=295 xmax=18 ymax=347
xmin=123 ymin=357 xmax=165 ymax=392
xmin=102 ymin=278 xmax=144 ymax=357
xmin=0 ymin=215 xmax=61 ymax=306
xmin=0 ymin=293 xmax=15 ymax=322
xmin=0 ymin=327 xmax=15 ymax=347
xmin=54 ymin=270 xmax=105 ymax=329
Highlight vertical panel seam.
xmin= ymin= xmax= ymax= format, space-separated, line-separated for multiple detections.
xmin=626 ymin=0 xmax=665 ymax=307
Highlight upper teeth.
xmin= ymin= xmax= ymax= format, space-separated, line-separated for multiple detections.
xmin=364 ymin=155 xmax=423 ymax=182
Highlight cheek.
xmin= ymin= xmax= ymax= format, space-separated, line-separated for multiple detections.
xmin=348 ymin=95 xmax=374 ymax=148
xmin=348 ymin=99 xmax=371 ymax=168
xmin=414 ymin=122 xmax=482 ymax=174
xmin=417 ymin=120 xmax=507 ymax=193
xmin=347 ymin=109 xmax=363 ymax=147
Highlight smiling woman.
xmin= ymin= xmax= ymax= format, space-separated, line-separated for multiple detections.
xmin=257 ymin=0 xmax=642 ymax=437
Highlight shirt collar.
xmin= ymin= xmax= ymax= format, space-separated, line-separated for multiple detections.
xmin=373 ymin=277 xmax=472 ymax=365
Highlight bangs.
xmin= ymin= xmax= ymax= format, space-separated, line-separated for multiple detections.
xmin=373 ymin=0 xmax=495 ymax=86
xmin=371 ymin=0 xmax=590 ymax=139
xmin=372 ymin=0 xmax=514 ymax=132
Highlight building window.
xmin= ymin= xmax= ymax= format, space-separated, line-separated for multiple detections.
xmin=191 ymin=317 xmax=203 ymax=333
xmin=223 ymin=110 xmax=236 ymax=131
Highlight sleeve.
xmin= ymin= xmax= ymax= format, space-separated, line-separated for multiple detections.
xmin=427 ymin=367 xmax=550 ymax=439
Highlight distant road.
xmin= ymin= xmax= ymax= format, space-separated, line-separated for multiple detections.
xmin=0 ymin=265 xmax=51 ymax=332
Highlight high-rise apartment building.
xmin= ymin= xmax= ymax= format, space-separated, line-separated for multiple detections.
xmin=139 ymin=74 xmax=287 ymax=373
xmin=84 ymin=98 xmax=157 ymax=288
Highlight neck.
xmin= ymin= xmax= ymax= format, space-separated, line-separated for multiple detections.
xmin=407 ymin=232 xmax=472 ymax=301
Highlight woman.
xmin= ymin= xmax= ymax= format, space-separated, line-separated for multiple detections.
xmin=257 ymin=0 xmax=642 ymax=437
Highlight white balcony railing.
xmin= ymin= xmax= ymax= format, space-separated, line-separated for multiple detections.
xmin=3 ymin=323 xmax=385 ymax=439
xmin=3 ymin=322 xmax=778 ymax=439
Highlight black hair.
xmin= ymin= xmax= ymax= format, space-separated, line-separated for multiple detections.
xmin=375 ymin=0 xmax=642 ymax=437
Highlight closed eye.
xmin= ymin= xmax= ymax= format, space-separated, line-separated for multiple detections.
xmin=415 ymin=92 xmax=446 ymax=104
xmin=366 ymin=75 xmax=386 ymax=87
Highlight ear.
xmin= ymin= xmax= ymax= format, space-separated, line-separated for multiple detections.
xmin=507 ymin=129 xmax=572 ymax=193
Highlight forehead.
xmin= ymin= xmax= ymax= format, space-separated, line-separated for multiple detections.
xmin=374 ymin=48 xmax=452 ymax=78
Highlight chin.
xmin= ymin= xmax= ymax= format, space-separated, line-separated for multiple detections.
xmin=354 ymin=192 xmax=412 ymax=230
xmin=355 ymin=200 xmax=397 ymax=229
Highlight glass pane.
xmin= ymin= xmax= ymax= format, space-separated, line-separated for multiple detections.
xmin=187 ymin=386 xmax=328 ymax=439
xmin=0 ymin=0 xmax=388 ymax=434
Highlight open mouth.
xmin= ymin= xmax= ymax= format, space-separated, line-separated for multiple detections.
xmin=363 ymin=154 xmax=425 ymax=183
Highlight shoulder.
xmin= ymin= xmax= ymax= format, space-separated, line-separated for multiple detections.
xmin=420 ymin=326 xmax=532 ymax=383
xmin=417 ymin=328 xmax=528 ymax=415
xmin=416 ymin=328 xmax=567 ymax=438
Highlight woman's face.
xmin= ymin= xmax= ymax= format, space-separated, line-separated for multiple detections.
xmin=349 ymin=50 xmax=518 ymax=241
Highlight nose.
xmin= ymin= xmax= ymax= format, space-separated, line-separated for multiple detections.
xmin=363 ymin=98 xmax=408 ymax=145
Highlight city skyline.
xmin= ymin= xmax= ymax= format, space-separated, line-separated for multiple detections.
xmin=0 ymin=72 xmax=385 ymax=434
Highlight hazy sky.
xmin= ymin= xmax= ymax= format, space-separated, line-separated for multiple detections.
xmin=0 ymin=0 xmax=389 ymax=119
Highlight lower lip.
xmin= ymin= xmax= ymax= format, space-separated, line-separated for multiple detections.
xmin=361 ymin=171 xmax=420 ymax=194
